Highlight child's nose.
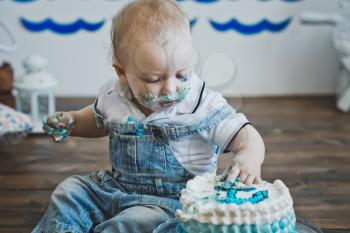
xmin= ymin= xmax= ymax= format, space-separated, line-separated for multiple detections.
xmin=161 ymin=76 xmax=177 ymax=95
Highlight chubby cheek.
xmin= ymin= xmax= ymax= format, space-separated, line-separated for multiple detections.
xmin=125 ymin=73 xmax=150 ymax=97
xmin=144 ymin=84 xmax=163 ymax=96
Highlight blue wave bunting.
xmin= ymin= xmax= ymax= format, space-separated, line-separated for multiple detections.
xmin=190 ymin=18 xmax=198 ymax=28
xmin=20 ymin=18 xmax=105 ymax=34
xmin=209 ymin=17 xmax=292 ymax=35
xmin=12 ymin=0 xmax=37 ymax=2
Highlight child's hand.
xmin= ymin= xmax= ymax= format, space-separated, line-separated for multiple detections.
xmin=42 ymin=112 xmax=75 ymax=142
xmin=224 ymin=153 xmax=262 ymax=186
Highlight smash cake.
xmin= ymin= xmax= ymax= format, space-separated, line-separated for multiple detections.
xmin=176 ymin=173 xmax=296 ymax=233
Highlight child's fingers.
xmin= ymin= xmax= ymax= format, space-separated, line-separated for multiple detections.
xmin=253 ymin=177 xmax=262 ymax=184
xmin=47 ymin=113 xmax=63 ymax=128
xmin=238 ymin=171 xmax=248 ymax=183
xmin=227 ymin=166 xmax=240 ymax=180
xmin=46 ymin=117 xmax=58 ymax=128
xmin=42 ymin=123 xmax=62 ymax=142
xmin=42 ymin=124 xmax=52 ymax=134
xmin=245 ymin=175 xmax=255 ymax=186
xmin=58 ymin=114 xmax=70 ymax=127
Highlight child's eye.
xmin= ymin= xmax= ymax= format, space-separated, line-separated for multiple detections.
xmin=176 ymin=74 xmax=185 ymax=78
xmin=146 ymin=79 xmax=160 ymax=83
xmin=176 ymin=69 xmax=192 ymax=80
xmin=176 ymin=73 xmax=186 ymax=78
xmin=141 ymin=76 xmax=160 ymax=83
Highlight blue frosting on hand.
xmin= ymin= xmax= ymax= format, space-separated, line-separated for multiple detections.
xmin=42 ymin=114 xmax=72 ymax=142
xmin=43 ymin=119 xmax=71 ymax=142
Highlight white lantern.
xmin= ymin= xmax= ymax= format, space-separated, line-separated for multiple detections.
xmin=13 ymin=55 xmax=57 ymax=132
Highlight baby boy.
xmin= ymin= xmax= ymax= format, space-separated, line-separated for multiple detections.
xmin=34 ymin=0 xmax=265 ymax=232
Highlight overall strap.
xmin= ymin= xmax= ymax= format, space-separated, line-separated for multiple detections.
xmin=164 ymin=105 xmax=234 ymax=141
xmin=93 ymin=98 xmax=107 ymax=129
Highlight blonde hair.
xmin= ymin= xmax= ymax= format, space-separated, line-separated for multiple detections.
xmin=111 ymin=0 xmax=190 ymax=64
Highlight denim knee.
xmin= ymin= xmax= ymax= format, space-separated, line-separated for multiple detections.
xmin=94 ymin=205 xmax=172 ymax=233
xmin=33 ymin=175 xmax=101 ymax=233
xmin=50 ymin=176 xmax=91 ymax=212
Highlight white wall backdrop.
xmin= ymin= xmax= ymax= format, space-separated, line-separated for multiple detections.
xmin=0 ymin=0 xmax=342 ymax=97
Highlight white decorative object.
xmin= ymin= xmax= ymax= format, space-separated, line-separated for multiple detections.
xmin=0 ymin=20 xmax=18 ymax=53
xmin=0 ymin=103 xmax=33 ymax=146
xmin=300 ymin=1 xmax=350 ymax=112
xmin=13 ymin=55 xmax=57 ymax=132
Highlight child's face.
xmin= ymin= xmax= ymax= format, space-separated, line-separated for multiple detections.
xmin=115 ymin=27 xmax=193 ymax=113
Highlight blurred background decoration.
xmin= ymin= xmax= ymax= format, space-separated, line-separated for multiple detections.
xmin=0 ymin=0 xmax=342 ymax=99
xmin=0 ymin=18 xmax=17 ymax=108
xmin=300 ymin=0 xmax=350 ymax=112
xmin=0 ymin=62 xmax=15 ymax=108
xmin=13 ymin=55 xmax=57 ymax=133
xmin=0 ymin=102 xmax=33 ymax=146
xmin=0 ymin=20 xmax=33 ymax=145
xmin=0 ymin=20 xmax=18 ymax=53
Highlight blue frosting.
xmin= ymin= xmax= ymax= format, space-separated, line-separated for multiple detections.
xmin=42 ymin=114 xmax=71 ymax=142
xmin=125 ymin=116 xmax=144 ymax=136
xmin=214 ymin=178 xmax=269 ymax=205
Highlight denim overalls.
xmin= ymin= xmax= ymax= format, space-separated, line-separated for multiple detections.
xmin=32 ymin=98 xmax=234 ymax=233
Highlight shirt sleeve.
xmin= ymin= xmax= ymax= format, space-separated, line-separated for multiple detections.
xmin=199 ymin=92 xmax=250 ymax=154
xmin=92 ymin=79 xmax=115 ymax=129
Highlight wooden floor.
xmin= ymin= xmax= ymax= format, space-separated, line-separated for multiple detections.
xmin=0 ymin=96 xmax=349 ymax=233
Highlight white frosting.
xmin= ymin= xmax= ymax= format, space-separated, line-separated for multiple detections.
xmin=176 ymin=173 xmax=294 ymax=225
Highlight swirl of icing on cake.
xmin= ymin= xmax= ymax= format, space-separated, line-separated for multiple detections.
xmin=176 ymin=173 xmax=294 ymax=226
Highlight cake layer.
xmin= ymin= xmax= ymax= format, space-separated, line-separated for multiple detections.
xmin=179 ymin=211 xmax=296 ymax=233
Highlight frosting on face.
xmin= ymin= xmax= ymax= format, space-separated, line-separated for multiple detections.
xmin=136 ymin=76 xmax=191 ymax=112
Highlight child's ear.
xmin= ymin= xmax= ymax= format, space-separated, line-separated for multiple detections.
xmin=113 ymin=60 xmax=129 ymax=87
xmin=112 ymin=60 xmax=126 ymax=78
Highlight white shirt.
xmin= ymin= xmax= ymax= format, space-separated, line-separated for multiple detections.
xmin=95 ymin=73 xmax=249 ymax=175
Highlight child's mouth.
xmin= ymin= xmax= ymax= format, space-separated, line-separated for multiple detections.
xmin=160 ymin=100 xmax=177 ymax=106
